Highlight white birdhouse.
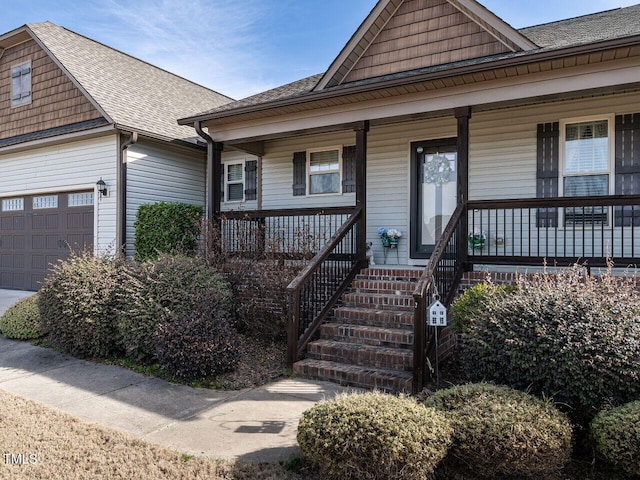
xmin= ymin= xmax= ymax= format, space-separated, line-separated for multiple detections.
xmin=428 ymin=299 xmax=447 ymax=327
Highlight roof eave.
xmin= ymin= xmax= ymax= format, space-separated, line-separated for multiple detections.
xmin=180 ymin=33 xmax=640 ymax=126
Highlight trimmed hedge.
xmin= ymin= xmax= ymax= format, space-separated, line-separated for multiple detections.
xmin=38 ymin=251 xmax=123 ymax=358
xmin=0 ymin=294 xmax=43 ymax=340
xmin=424 ymin=383 xmax=573 ymax=479
xmin=134 ymin=202 xmax=203 ymax=262
xmin=298 ymin=392 xmax=452 ymax=480
xmin=461 ymin=267 xmax=640 ymax=422
xmin=590 ymin=401 xmax=640 ymax=477
xmin=450 ymin=282 xmax=516 ymax=334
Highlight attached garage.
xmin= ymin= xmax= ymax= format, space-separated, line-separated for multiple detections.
xmin=0 ymin=191 xmax=94 ymax=291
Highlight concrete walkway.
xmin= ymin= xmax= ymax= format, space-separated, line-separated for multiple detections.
xmin=0 ymin=290 xmax=352 ymax=462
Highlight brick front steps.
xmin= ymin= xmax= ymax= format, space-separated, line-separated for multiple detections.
xmin=293 ymin=268 xmax=423 ymax=393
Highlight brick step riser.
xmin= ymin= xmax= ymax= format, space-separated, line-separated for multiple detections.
xmin=320 ymin=324 xmax=413 ymax=349
xmin=350 ymin=281 xmax=417 ymax=295
xmin=307 ymin=343 xmax=413 ymax=372
xmin=342 ymin=294 xmax=414 ymax=312
xmin=332 ymin=309 xmax=414 ymax=329
xmin=356 ymin=274 xmax=422 ymax=283
xmin=293 ymin=361 xmax=412 ymax=393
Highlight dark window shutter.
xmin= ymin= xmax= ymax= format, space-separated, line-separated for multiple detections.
xmin=536 ymin=122 xmax=559 ymax=227
xmin=220 ymin=166 xmax=225 ymax=203
xmin=292 ymin=151 xmax=306 ymax=196
xmin=615 ymin=113 xmax=640 ymax=226
xmin=244 ymin=160 xmax=257 ymax=200
xmin=342 ymin=145 xmax=356 ymax=193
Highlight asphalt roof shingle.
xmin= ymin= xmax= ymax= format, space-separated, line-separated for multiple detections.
xmin=27 ymin=22 xmax=233 ymax=144
xmin=184 ymin=3 xmax=640 ymax=121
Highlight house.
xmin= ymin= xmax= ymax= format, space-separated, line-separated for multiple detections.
xmin=0 ymin=21 xmax=233 ymax=290
xmin=179 ymin=0 xmax=640 ymax=390
xmin=179 ymin=0 xmax=640 ymax=392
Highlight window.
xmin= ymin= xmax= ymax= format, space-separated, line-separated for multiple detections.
xmin=308 ymin=148 xmax=341 ymax=195
xmin=2 ymin=198 xmax=24 ymax=211
xmin=11 ymin=61 xmax=32 ymax=107
xmin=33 ymin=195 xmax=58 ymax=209
xmin=226 ymin=162 xmax=244 ymax=202
xmin=68 ymin=192 xmax=94 ymax=207
xmin=562 ymin=118 xmax=611 ymax=225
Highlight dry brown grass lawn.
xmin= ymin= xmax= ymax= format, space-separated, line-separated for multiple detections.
xmin=0 ymin=388 xmax=302 ymax=480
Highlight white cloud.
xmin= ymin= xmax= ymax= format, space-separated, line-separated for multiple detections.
xmin=86 ymin=0 xmax=275 ymax=99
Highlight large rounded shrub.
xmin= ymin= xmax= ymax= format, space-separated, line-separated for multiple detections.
xmin=0 ymin=294 xmax=43 ymax=340
xmin=38 ymin=251 xmax=123 ymax=358
xmin=424 ymin=383 xmax=572 ymax=479
xmin=450 ymin=282 xmax=516 ymax=334
xmin=297 ymin=392 xmax=452 ymax=480
xmin=461 ymin=267 xmax=640 ymax=422
xmin=118 ymin=255 xmax=231 ymax=363
xmin=155 ymin=294 xmax=239 ymax=378
xmin=590 ymin=401 xmax=640 ymax=477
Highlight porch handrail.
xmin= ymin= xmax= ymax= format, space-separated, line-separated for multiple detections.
xmin=467 ymin=194 xmax=640 ymax=267
xmin=223 ymin=205 xmax=357 ymax=219
xmin=286 ymin=206 xmax=364 ymax=366
xmin=412 ymin=203 xmax=466 ymax=393
xmin=468 ymin=194 xmax=640 ymax=209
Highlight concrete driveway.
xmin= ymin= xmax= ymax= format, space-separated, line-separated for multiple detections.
xmin=0 ymin=289 xmax=353 ymax=462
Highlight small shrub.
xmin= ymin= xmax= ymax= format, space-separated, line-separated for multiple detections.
xmin=38 ymin=251 xmax=123 ymax=358
xmin=134 ymin=202 xmax=203 ymax=262
xmin=0 ymin=294 xmax=43 ymax=339
xmin=461 ymin=265 xmax=640 ymax=422
xmin=590 ymin=401 xmax=640 ymax=477
xmin=118 ymin=255 xmax=230 ymax=363
xmin=297 ymin=392 xmax=452 ymax=480
xmin=424 ymin=383 xmax=572 ymax=479
xmin=155 ymin=294 xmax=239 ymax=378
xmin=450 ymin=282 xmax=516 ymax=334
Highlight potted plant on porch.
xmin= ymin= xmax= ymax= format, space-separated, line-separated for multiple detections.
xmin=378 ymin=227 xmax=402 ymax=248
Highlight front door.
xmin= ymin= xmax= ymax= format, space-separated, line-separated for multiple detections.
xmin=410 ymin=138 xmax=457 ymax=258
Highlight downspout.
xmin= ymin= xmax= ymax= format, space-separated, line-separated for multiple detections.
xmin=194 ymin=121 xmax=222 ymax=221
xmin=117 ymin=131 xmax=138 ymax=257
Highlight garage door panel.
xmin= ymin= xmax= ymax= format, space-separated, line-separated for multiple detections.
xmin=0 ymin=191 xmax=94 ymax=291
xmin=32 ymin=214 xmax=59 ymax=230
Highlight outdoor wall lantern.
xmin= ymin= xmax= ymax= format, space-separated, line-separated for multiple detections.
xmin=96 ymin=178 xmax=108 ymax=197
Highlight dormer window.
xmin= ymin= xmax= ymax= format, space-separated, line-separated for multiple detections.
xmin=11 ymin=61 xmax=32 ymax=107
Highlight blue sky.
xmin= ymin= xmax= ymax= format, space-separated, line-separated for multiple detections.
xmin=1 ymin=0 xmax=638 ymax=99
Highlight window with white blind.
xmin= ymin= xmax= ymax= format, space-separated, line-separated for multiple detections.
xmin=11 ymin=61 xmax=32 ymax=107
xmin=226 ymin=162 xmax=244 ymax=202
xmin=562 ymin=118 xmax=612 ymax=225
xmin=308 ymin=148 xmax=341 ymax=195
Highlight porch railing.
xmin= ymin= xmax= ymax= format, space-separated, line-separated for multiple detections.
xmin=221 ymin=206 xmax=356 ymax=258
xmin=467 ymin=195 xmax=640 ymax=267
xmin=412 ymin=203 xmax=465 ymax=393
xmin=286 ymin=206 xmax=364 ymax=366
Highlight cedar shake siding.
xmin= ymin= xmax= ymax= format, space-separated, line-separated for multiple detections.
xmin=343 ymin=0 xmax=511 ymax=83
xmin=0 ymin=38 xmax=103 ymax=141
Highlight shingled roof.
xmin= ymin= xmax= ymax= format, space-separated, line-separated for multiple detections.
xmin=180 ymin=2 xmax=640 ymax=124
xmin=25 ymin=21 xmax=233 ymax=144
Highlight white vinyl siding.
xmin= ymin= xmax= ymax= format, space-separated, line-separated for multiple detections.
xmin=255 ymin=91 xmax=640 ymax=266
xmin=126 ymin=140 xmax=206 ymax=256
xmin=0 ymin=136 xmax=117 ymax=252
